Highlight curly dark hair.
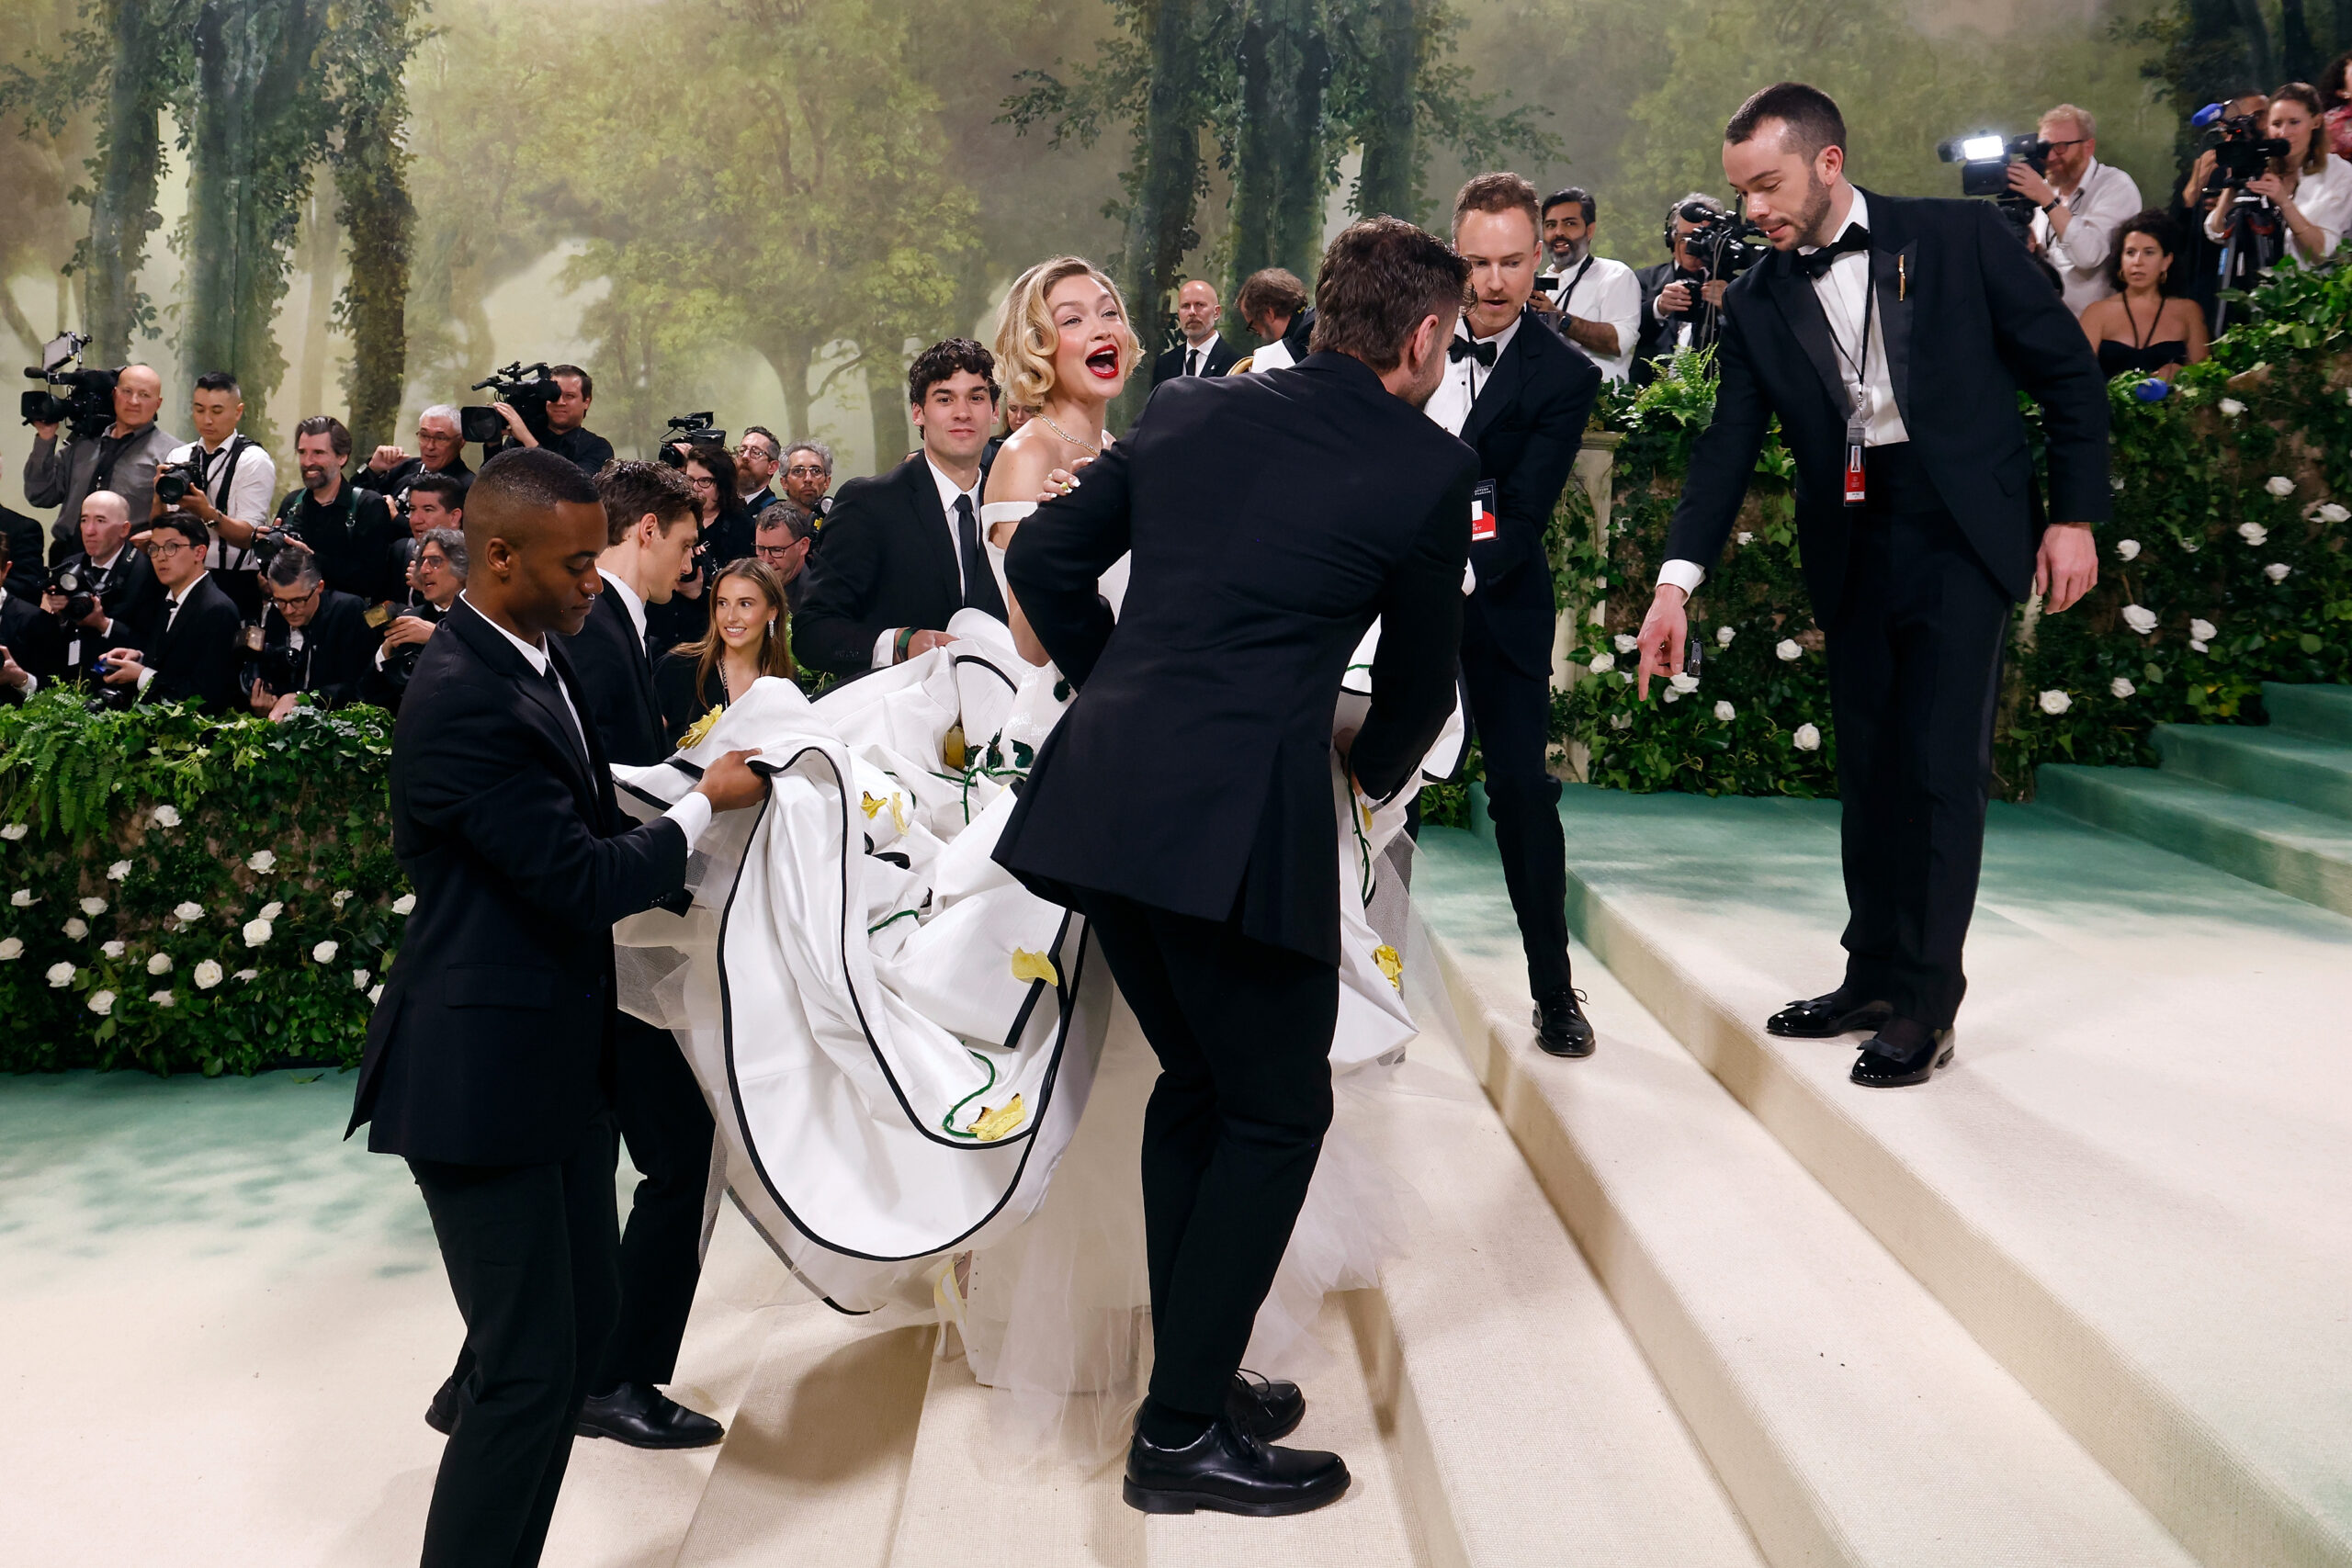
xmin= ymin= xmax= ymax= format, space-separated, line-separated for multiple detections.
xmin=1308 ymin=218 xmax=1471 ymax=372
xmin=2104 ymin=209 xmax=2183 ymax=296
xmin=906 ymin=338 xmax=1000 ymax=408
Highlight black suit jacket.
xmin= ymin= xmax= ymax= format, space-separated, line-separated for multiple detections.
xmin=653 ymin=649 xmax=726 ymax=750
xmin=994 ymin=353 xmax=1476 ymax=966
xmin=50 ymin=547 xmax=164 ymax=660
xmin=347 ymin=599 xmax=691 ymax=1166
xmin=0 ymin=587 xmax=56 ymax=698
xmin=1 ymin=505 xmax=42 ymax=592
xmin=265 ymin=588 xmax=377 ymax=708
xmin=1460 ymin=308 xmax=1604 ymax=680
xmin=560 ymin=588 xmax=669 ymax=766
xmin=134 ymin=573 xmax=243 ymax=712
xmin=1152 ymin=336 xmax=1239 ymax=386
xmin=1632 ymin=260 xmax=1702 ymax=384
xmin=1665 ymin=190 xmax=2109 ymax=615
xmin=792 ymin=455 xmax=1004 ymax=676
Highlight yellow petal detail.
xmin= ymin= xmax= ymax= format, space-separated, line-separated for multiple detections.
xmin=861 ymin=791 xmax=886 ymax=820
xmin=1374 ymin=944 xmax=1403 ymax=989
xmin=943 ymin=724 xmax=967 ymax=771
xmin=889 ymin=792 xmax=909 ymax=833
xmin=678 ymin=705 xmax=725 ymax=751
xmin=1009 ymin=948 xmax=1059 ymax=987
xmin=971 ymin=1095 xmax=1026 ymax=1142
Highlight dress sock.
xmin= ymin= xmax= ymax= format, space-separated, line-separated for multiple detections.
xmin=1136 ymin=1395 xmax=1216 ymax=1448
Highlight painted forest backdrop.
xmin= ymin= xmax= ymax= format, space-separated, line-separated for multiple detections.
xmin=0 ymin=0 xmax=2344 ymax=508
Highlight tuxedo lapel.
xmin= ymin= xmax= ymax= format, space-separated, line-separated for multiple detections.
xmin=1768 ymin=254 xmax=1849 ymax=420
xmin=449 ymin=603 xmax=597 ymax=800
xmin=900 ymin=459 xmax=960 ymax=611
xmin=1460 ymin=310 xmax=1537 ymax=448
xmin=1867 ymin=197 xmax=1917 ymax=431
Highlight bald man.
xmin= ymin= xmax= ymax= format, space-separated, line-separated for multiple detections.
xmin=25 ymin=363 xmax=180 ymax=562
xmin=40 ymin=490 xmax=163 ymax=678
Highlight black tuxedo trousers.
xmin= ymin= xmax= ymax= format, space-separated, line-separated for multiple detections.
xmin=1826 ymin=446 xmax=2010 ymax=1029
xmin=1074 ymin=889 xmax=1338 ymax=1417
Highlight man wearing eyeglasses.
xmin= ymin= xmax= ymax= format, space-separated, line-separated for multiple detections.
xmin=780 ymin=441 xmax=834 ymax=519
xmin=753 ymin=502 xmax=819 ymax=613
xmin=2011 ymin=104 xmax=2143 ymax=317
xmin=735 ymin=426 xmax=783 ymax=516
xmin=94 ymin=513 xmax=243 ymax=712
xmin=246 ymin=542 xmax=378 ymax=721
xmin=365 ymin=405 xmax=476 ymax=508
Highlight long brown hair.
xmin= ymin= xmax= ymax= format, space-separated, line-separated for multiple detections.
xmin=2271 ymin=82 xmax=2331 ymax=175
xmin=677 ymin=558 xmax=794 ymax=709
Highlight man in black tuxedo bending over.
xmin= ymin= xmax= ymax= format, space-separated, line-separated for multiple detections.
xmin=347 ymin=448 xmax=765 ymax=1568
xmin=1431 ymin=173 xmax=1606 ymax=1056
xmin=997 ymin=218 xmax=1475 ymax=1517
xmin=1635 ymin=83 xmax=2107 ymax=1089
xmin=792 ymin=339 xmax=1007 ymax=676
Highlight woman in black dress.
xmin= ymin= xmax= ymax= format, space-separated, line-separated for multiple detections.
xmin=2078 ymin=210 xmax=2209 ymax=382
xmin=654 ymin=557 xmax=796 ymax=748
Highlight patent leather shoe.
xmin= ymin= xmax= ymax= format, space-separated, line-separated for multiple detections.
xmin=1232 ymin=1369 xmax=1305 ymax=1442
xmin=577 ymin=1382 xmax=726 ymax=1449
xmin=1850 ymin=1023 xmax=1955 ymax=1089
xmin=1123 ymin=1412 xmax=1350 ymax=1517
xmin=1766 ymin=987 xmax=1894 ymax=1039
xmin=1534 ymin=989 xmax=1596 ymax=1058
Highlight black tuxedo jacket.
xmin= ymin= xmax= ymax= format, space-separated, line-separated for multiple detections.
xmin=560 ymin=589 xmax=668 ymax=766
xmin=1460 ymin=308 xmax=1604 ymax=679
xmin=1632 ymin=260 xmax=1696 ymax=383
xmin=347 ymin=598 xmax=690 ymax=1166
xmin=1 ymin=505 xmax=41 ymax=592
xmin=1152 ymin=336 xmax=1239 ymax=386
xmin=1667 ymin=191 xmax=2109 ymax=614
xmin=792 ymin=455 xmax=1003 ymax=675
xmin=0 ymin=588 xmax=56 ymax=697
xmin=994 ymin=353 xmax=1476 ymax=966
xmin=264 ymin=588 xmax=377 ymax=708
xmin=135 ymin=573 xmax=243 ymax=712
xmin=62 ymin=547 xmax=164 ymax=654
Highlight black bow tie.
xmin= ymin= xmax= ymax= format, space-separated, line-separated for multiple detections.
xmin=1449 ymin=336 xmax=1498 ymax=367
xmin=1798 ymin=225 xmax=1871 ymax=279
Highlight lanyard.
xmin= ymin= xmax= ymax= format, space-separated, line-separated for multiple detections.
xmin=1820 ymin=246 xmax=1876 ymax=504
xmin=1555 ymin=254 xmax=1597 ymax=311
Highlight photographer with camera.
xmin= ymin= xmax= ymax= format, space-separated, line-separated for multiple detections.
xmin=24 ymin=363 xmax=177 ymax=562
xmin=487 ymin=364 xmax=615 ymax=477
xmin=93 ymin=513 xmax=243 ymax=712
xmin=365 ymin=405 xmax=474 ymax=508
xmin=2200 ymin=83 xmax=2351 ymax=269
xmin=156 ymin=371 xmax=277 ymax=620
xmin=1532 ymin=187 xmax=1643 ymax=383
xmin=246 ymin=542 xmax=375 ymax=721
xmin=643 ymin=445 xmax=739 ymax=656
xmin=2007 ymin=106 xmax=2143 ymax=317
xmin=1635 ymin=195 xmax=1732 ymax=380
xmin=369 ymin=527 xmax=466 ymax=710
xmin=781 ymin=441 xmax=835 ymax=520
xmin=41 ymin=491 xmax=162 ymax=681
xmin=390 ymin=472 xmax=465 ymax=603
xmin=267 ymin=415 xmax=403 ymax=604
xmin=1234 ymin=267 xmax=1314 ymax=372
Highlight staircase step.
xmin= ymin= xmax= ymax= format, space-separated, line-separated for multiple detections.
xmin=2154 ymin=722 xmax=2352 ymax=818
xmin=1413 ymin=832 xmax=2201 ymax=1568
xmin=2263 ymin=682 xmax=2352 ymax=742
xmin=2038 ymin=762 xmax=2352 ymax=916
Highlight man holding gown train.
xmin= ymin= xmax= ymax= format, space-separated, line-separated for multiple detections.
xmin=993 ymin=217 xmax=1476 ymax=1517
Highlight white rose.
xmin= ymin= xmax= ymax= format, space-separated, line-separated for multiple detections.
xmin=368 ymin=984 xmax=384 ymax=1005
xmin=2265 ymin=476 xmax=2294 ymax=497
xmin=1612 ymin=633 xmax=1637 ymax=654
xmin=331 ymin=890 xmax=354 ymax=909
xmin=1775 ymin=638 xmax=1803 ymax=661
xmin=173 ymin=901 xmax=204 ymax=921
xmin=2115 ymin=538 xmax=2140 ymax=560
xmin=2121 ymin=604 xmax=2158 ymax=635
xmin=2239 ymin=522 xmax=2268 ymax=546
xmin=106 ymin=860 xmax=130 ymax=882
xmin=2191 ymin=638 xmax=2211 ymax=652
xmin=2110 ymin=677 xmax=2135 ymax=698
xmin=78 ymin=897 xmax=105 ymax=917
xmin=2038 ymin=689 xmax=2072 ymax=715
xmin=1619 ymin=672 xmax=1633 ymax=685
xmin=1608 ymin=713 xmax=1632 ymax=730
xmin=8 ymin=889 xmax=31 ymax=908
xmin=62 ymin=918 xmax=86 ymax=941
xmin=2181 ymin=539 xmax=2199 ymax=553
xmin=311 ymin=940 xmax=339 ymax=964
xmin=2190 ymin=617 xmax=2218 ymax=641
xmin=1736 ymin=531 xmax=1754 ymax=545
xmin=193 ymin=959 xmax=224 ymax=990
xmin=248 ymin=849 xmax=277 ymax=873
xmin=258 ymin=901 xmax=283 ymax=920
xmin=1715 ymin=626 xmax=1736 ymax=647
xmin=1589 ymin=652 xmax=1616 ymax=674
xmin=0 ymin=937 xmax=21 ymax=961
xmin=2267 ymin=563 xmax=2292 ymax=582
xmin=1713 ymin=700 xmax=1736 ymax=721
xmin=391 ymin=894 xmax=415 ymax=917
xmin=147 ymin=951 xmax=172 ymax=976
xmin=232 ymin=968 xmax=257 ymax=983
xmin=100 ymin=940 xmax=125 ymax=959
xmin=242 ymin=918 xmax=273 ymax=947
xmin=1668 ymin=672 xmax=1700 ymax=694
xmin=45 ymin=961 xmax=73 ymax=987
xmin=150 ymin=805 xmax=180 ymax=828
xmin=1662 ymin=687 xmax=1681 ymax=704
xmin=0 ymin=823 xmax=26 ymax=841
xmin=2314 ymin=503 xmax=2349 ymax=525
xmin=352 ymin=968 xmax=371 ymax=990
xmin=1792 ymin=723 xmax=1822 ymax=751
xmin=150 ymin=990 xmax=175 ymax=1008
xmin=2219 ymin=397 xmax=2245 ymax=417
xmin=86 ymin=988 xmax=114 ymax=1017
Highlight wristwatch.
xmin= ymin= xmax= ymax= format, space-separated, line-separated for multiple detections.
xmin=2041 ymin=197 xmax=2061 ymax=213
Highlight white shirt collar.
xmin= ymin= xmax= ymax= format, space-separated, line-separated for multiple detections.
xmin=597 ymin=568 xmax=649 ymax=646
xmin=925 ymin=455 xmax=981 ymax=521
xmin=1183 ymin=331 xmax=1221 ymax=359
xmin=1804 ymin=187 xmax=1870 ymax=254
xmin=1458 ymin=310 xmax=1524 ymax=355
xmin=461 ymin=591 xmax=548 ymax=674
xmin=87 ymin=544 xmax=125 ymax=571
xmin=165 ymin=570 xmax=208 ymax=609
xmin=2060 ymin=157 xmax=2101 ymax=201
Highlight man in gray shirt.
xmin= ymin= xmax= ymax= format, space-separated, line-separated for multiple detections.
xmin=24 ymin=363 xmax=179 ymax=561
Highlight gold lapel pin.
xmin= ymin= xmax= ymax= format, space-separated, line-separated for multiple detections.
xmin=1898 ymin=255 xmax=1907 ymax=301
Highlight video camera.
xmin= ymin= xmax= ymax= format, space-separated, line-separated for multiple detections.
xmin=19 ymin=333 xmax=119 ymax=441
xmin=1677 ymin=201 xmax=1770 ymax=286
xmin=2189 ymin=103 xmax=2290 ymax=191
xmin=1936 ymin=131 xmax=2051 ymax=231
xmin=658 ymin=412 xmax=728 ymax=468
xmin=459 ymin=363 xmax=562 ymax=446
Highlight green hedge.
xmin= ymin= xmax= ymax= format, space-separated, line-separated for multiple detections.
xmin=0 ymin=694 xmax=406 ymax=1075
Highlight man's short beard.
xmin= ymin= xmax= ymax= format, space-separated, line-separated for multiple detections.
xmin=1794 ymin=167 xmax=1837 ymax=248
xmin=1551 ymin=237 xmax=1592 ymax=267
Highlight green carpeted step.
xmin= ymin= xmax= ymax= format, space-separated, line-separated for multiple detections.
xmin=2154 ymin=722 xmax=2352 ymax=819
xmin=2263 ymin=682 xmax=2352 ymax=743
xmin=2037 ymin=762 xmax=2352 ymax=918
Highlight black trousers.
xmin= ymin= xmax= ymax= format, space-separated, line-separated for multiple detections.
xmin=1461 ymin=640 xmax=1574 ymax=998
xmin=1074 ymin=889 xmax=1339 ymax=1417
xmin=409 ymin=1114 xmax=621 ymax=1568
xmin=1826 ymin=494 xmax=2011 ymax=1031
xmin=594 ymin=1014 xmax=716 ymax=1390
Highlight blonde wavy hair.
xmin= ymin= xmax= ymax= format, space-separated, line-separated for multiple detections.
xmin=993 ymin=257 xmax=1143 ymax=409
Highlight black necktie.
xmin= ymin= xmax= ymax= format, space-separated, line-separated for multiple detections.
xmin=1448 ymin=336 xmax=1498 ymax=367
xmin=955 ymin=493 xmax=990 ymax=611
xmin=1185 ymin=348 xmax=1200 ymax=377
xmin=1799 ymin=224 xmax=1871 ymax=278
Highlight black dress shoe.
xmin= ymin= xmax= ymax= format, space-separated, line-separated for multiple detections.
xmin=424 ymin=1375 xmax=461 ymax=1436
xmin=1534 ymin=989 xmax=1596 ymax=1058
xmin=1766 ymin=988 xmax=1894 ymax=1039
xmin=1231 ymin=1369 xmax=1305 ymax=1442
xmin=1850 ymin=1024 xmax=1955 ymax=1089
xmin=577 ymin=1382 xmax=726 ymax=1449
xmin=1123 ymin=1413 xmax=1350 ymax=1517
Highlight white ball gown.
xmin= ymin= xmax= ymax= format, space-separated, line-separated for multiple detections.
xmin=607 ymin=519 xmax=1461 ymax=1460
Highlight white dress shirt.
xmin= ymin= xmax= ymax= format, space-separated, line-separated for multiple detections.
xmin=163 ymin=434 xmax=278 ymax=570
xmin=1423 ymin=312 xmax=1525 ymax=438
xmin=871 ymin=457 xmax=984 ymax=669
xmin=2207 ymin=151 xmax=2352 ymax=265
xmin=1179 ymin=332 xmax=1223 ymax=376
xmin=460 ymin=592 xmax=712 ymax=849
xmin=1659 ymin=188 xmax=1905 ymax=596
xmin=2031 ymin=159 xmax=2143 ymax=316
xmin=598 ymin=569 xmax=650 ymax=649
xmin=1543 ymin=254 xmax=1644 ymax=382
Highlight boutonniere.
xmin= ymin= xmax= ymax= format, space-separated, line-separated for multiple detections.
xmin=679 ymin=705 xmax=724 ymax=750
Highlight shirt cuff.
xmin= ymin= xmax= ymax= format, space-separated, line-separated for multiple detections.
xmin=1657 ymin=558 xmax=1706 ymax=595
xmin=873 ymin=628 xmax=899 ymax=669
xmin=136 ymin=666 xmax=155 ymax=693
xmin=662 ymin=792 xmax=713 ymax=852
